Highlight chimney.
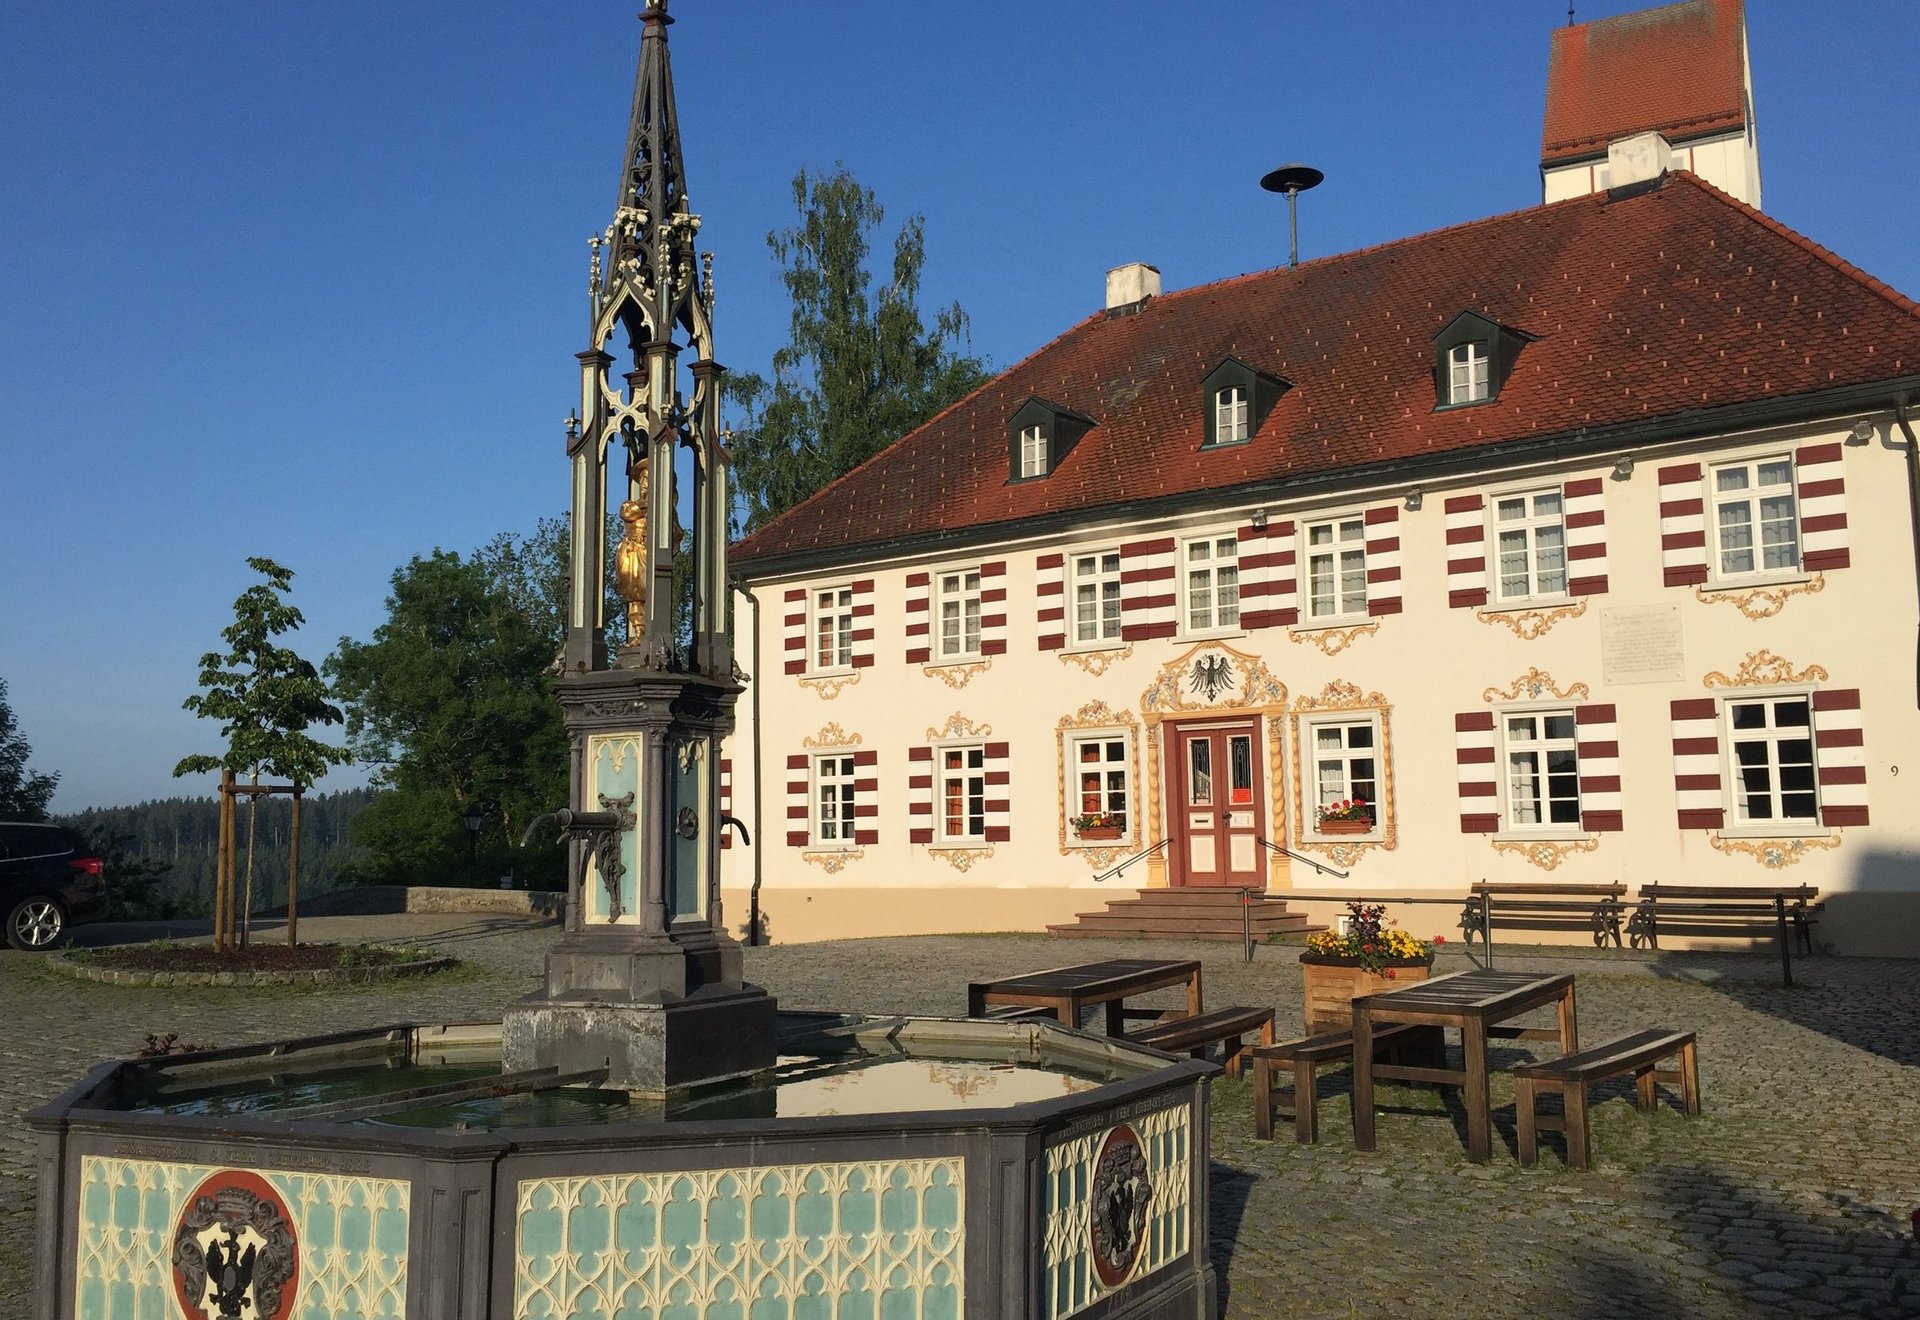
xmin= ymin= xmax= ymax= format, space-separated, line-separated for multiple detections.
xmin=1105 ymin=262 xmax=1161 ymax=315
xmin=1605 ymin=131 xmax=1673 ymax=196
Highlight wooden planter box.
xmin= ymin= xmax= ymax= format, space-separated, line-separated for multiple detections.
xmin=1076 ymin=825 xmax=1124 ymax=842
xmin=1315 ymin=817 xmax=1373 ymax=836
xmin=1299 ymin=956 xmax=1434 ymax=1034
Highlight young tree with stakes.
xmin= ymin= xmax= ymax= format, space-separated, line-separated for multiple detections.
xmin=174 ymin=557 xmax=350 ymax=949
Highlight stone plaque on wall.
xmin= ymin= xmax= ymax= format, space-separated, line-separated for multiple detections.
xmin=1601 ymin=604 xmax=1686 ymax=684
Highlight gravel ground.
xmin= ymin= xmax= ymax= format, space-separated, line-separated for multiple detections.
xmin=2 ymin=914 xmax=1916 ymax=1318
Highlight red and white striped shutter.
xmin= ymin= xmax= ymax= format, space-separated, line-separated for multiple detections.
xmin=1237 ymin=520 xmax=1297 ymax=630
xmin=852 ymin=748 xmax=880 ymax=845
xmin=904 ymin=572 xmax=931 ymax=664
xmin=1659 ymin=462 xmax=1709 ymax=587
xmin=1364 ymin=506 xmax=1402 ymax=616
xmin=1796 ymin=443 xmax=1850 ymax=572
xmin=1455 ymin=711 xmax=1499 ymax=833
xmin=1445 ymin=495 xmax=1488 ymax=608
xmin=1036 ymin=553 xmax=1066 ymax=650
xmin=1574 ymin=704 xmax=1623 ymax=831
xmin=785 ymin=753 xmax=811 ymax=847
xmin=1119 ymin=537 xmax=1177 ymax=641
xmin=782 ymin=588 xmax=807 ymax=675
xmin=1271 ymin=520 xmax=1298 ymax=624
xmin=1669 ymin=698 xmax=1725 ymax=829
xmin=1813 ymin=688 xmax=1867 ymax=825
xmin=984 ymin=741 xmax=1012 ymax=843
xmin=719 ymin=757 xmax=733 ymax=849
xmin=979 ymin=561 xmax=1008 ymax=656
xmin=907 ymin=746 xmax=934 ymax=843
xmin=1563 ymin=477 xmax=1609 ymax=597
xmin=849 ymin=579 xmax=876 ymax=668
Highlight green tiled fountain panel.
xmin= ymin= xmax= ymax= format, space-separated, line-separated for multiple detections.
xmin=73 ymin=1156 xmax=409 ymax=1319
xmin=1041 ymin=1105 xmax=1192 ymax=1319
xmin=514 ymin=1157 xmax=965 ymax=1319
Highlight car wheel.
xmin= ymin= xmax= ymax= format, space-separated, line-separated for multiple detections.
xmin=6 ymin=896 xmax=66 ymax=951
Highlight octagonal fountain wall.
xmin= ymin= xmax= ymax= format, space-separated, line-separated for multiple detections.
xmin=29 ymin=1014 xmax=1216 ymax=1320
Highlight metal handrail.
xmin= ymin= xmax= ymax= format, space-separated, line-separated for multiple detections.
xmin=1253 ymin=837 xmax=1350 ymax=880
xmin=1093 ymin=838 xmax=1170 ymax=884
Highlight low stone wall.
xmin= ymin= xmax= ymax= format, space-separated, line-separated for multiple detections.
xmin=281 ymin=886 xmax=563 ymax=919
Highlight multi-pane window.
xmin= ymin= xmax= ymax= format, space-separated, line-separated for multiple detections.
xmin=1309 ymin=719 xmax=1379 ymax=828
xmin=1019 ymin=424 xmax=1048 ymax=479
xmin=1184 ymin=536 xmax=1240 ymax=632
xmin=1503 ymin=710 xmax=1582 ymax=828
xmin=936 ymin=569 xmax=982 ymax=659
xmin=939 ymin=745 xmax=987 ymax=841
xmin=1713 ymin=458 xmax=1799 ymax=578
xmin=1494 ymin=491 xmax=1567 ymax=601
xmin=813 ymin=753 xmax=857 ymax=845
xmin=813 ymin=586 xmax=854 ymax=670
xmin=1214 ymin=385 xmax=1250 ymax=445
xmin=1071 ymin=734 xmax=1130 ymax=833
xmin=1071 ymin=549 xmax=1123 ymax=645
xmin=1306 ymin=517 xmax=1367 ymax=619
xmin=1726 ymin=695 xmax=1817 ymax=824
xmin=1448 ymin=341 xmax=1489 ymax=404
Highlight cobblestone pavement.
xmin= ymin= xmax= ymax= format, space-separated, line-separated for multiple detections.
xmin=3 ymin=918 xmax=1916 ymax=1318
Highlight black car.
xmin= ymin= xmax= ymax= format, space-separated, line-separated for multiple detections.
xmin=0 ymin=822 xmax=107 ymax=950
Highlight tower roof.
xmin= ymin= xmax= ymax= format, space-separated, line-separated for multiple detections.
xmin=1542 ymin=0 xmax=1749 ymax=164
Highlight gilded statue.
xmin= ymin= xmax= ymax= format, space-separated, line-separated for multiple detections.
xmin=614 ymin=471 xmax=649 ymax=638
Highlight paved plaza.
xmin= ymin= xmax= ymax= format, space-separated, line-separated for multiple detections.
xmin=2 ymin=914 xmax=1916 ymax=1318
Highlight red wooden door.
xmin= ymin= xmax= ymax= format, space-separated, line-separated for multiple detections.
xmin=1167 ymin=719 xmax=1264 ymax=887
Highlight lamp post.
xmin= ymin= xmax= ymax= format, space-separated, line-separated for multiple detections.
xmin=460 ymin=801 xmax=489 ymax=873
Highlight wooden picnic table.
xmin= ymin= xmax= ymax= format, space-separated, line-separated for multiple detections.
xmin=966 ymin=958 xmax=1203 ymax=1036
xmin=1351 ymin=968 xmax=1577 ymax=1163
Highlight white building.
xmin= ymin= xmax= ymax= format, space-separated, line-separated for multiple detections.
xmin=721 ymin=1 xmax=1920 ymax=955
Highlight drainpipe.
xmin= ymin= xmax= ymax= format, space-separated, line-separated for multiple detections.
xmin=732 ymin=581 xmax=767 ymax=945
xmin=1895 ymin=395 xmax=1920 ymax=709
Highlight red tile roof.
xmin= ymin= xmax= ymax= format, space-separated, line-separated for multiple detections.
xmin=733 ymin=173 xmax=1920 ymax=571
xmin=1542 ymin=0 xmax=1748 ymax=164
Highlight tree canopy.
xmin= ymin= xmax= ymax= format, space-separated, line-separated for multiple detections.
xmin=726 ymin=165 xmax=990 ymax=533
xmin=0 ymin=677 xmax=58 ymax=821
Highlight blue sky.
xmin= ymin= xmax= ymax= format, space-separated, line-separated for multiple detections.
xmin=4 ymin=2 xmax=1916 ymax=812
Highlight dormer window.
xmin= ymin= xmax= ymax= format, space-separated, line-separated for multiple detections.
xmin=1008 ymin=396 xmax=1095 ymax=483
xmin=1201 ymin=358 xmax=1291 ymax=449
xmin=1433 ymin=310 xmax=1534 ymax=409
xmin=1448 ymin=342 xmax=1490 ymax=404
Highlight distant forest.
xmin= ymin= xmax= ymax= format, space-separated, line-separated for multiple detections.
xmin=60 ymin=788 xmax=376 ymax=915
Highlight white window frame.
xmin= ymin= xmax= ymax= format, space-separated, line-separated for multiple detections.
xmin=934 ymin=567 xmax=983 ymax=661
xmin=1719 ymin=689 xmax=1820 ymax=836
xmin=1068 ymin=547 xmax=1124 ymax=648
xmin=1447 ymin=341 xmax=1490 ymax=404
xmin=935 ymin=742 xmax=988 ymax=844
xmin=1181 ymin=533 xmax=1241 ymax=635
xmin=1490 ymin=488 xmax=1569 ymax=605
xmin=1214 ymin=384 xmax=1250 ymax=445
xmin=810 ymin=583 xmax=856 ymax=673
xmin=1018 ymin=424 xmax=1048 ymax=479
xmin=1300 ymin=713 xmax=1384 ymax=839
xmin=1302 ymin=515 xmax=1369 ymax=623
xmin=1496 ymin=705 xmax=1586 ymax=837
xmin=1709 ymin=455 xmax=1802 ymax=585
xmin=811 ymin=751 xmax=859 ymax=848
xmin=1066 ymin=728 xmax=1133 ymax=844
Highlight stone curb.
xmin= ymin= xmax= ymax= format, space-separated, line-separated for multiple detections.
xmin=42 ymin=947 xmax=458 ymax=989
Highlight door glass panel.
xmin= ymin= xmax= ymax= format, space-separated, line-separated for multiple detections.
xmin=1188 ymin=739 xmax=1213 ymax=806
xmin=1228 ymin=735 xmax=1254 ymax=805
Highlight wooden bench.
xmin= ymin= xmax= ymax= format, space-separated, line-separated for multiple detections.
xmin=1514 ymin=1028 xmax=1700 ymax=1170
xmin=1460 ymin=882 xmax=1627 ymax=949
xmin=1628 ymin=884 xmax=1821 ymax=967
xmin=1249 ymin=1024 xmax=1445 ymax=1143
xmin=975 ymin=1003 xmax=1057 ymax=1023
xmin=1126 ymin=1006 xmax=1275 ymax=1079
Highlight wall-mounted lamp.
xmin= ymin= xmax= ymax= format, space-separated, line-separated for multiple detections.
xmin=1250 ymin=508 xmax=1269 ymax=530
xmin=1848 ymin=419 xmax=1876 ymax=445
xmin=1612 ymin=455 xmax=1635 ymax=480
xmin=1404 ymin=489 xmax=1423 ymax=512
xmin=564 ymin=410 xmax=582 ymax=442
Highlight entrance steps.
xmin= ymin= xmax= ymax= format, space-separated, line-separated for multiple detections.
xmin=1046 ymin=888 xmax=1324 ymax=943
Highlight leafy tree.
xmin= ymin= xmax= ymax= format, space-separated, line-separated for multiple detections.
xmin=174 ymin=557 xmax=351 ymax=946
xmin=0 ymin=677 xmax=58 ymax=821
xmin=326 ymin=549 xmax=568 ymax=888
xmin=727 ymin=165 xmax=990 ymax=532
